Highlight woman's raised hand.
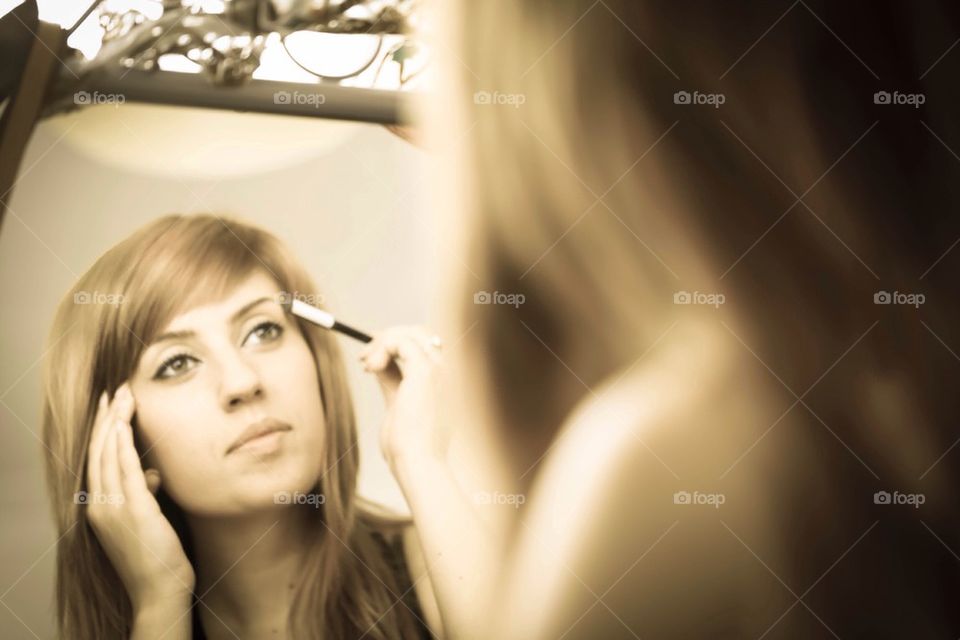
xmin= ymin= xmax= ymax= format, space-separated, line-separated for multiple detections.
xmin=84 ymin=383 xmax=195 ymax=615
xmin=360 ymin=326 xmax=450 ymax=471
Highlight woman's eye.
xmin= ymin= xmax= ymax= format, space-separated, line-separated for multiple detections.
xmin=150 ymin=323 xmax=282 ymax=380
xmin=153 ymin=353 xmax=198 ymax=380
xmin=243 ymin=321 xmax=284 ymax=347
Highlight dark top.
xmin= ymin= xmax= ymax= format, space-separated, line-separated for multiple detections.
xmin=370 ymin=529 xmax=436 ymax=640
xmin=191 ymin=530 xmax=434 ymax=639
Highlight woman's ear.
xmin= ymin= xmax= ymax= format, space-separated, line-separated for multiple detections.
xmin=144 ymin=468 xmax=162 ymax=495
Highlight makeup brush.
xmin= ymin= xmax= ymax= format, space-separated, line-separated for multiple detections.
xmin=280 ymin=298 xmax=372 ymax=343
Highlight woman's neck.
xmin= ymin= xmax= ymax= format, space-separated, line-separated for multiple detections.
xmin=187 ymin=505 xmax=316 ymax=639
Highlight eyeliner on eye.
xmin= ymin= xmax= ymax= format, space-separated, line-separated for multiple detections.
xmin=152 ymin=352 xmax=196 ymax=380
xmin=243 ymin=320 xmax=284 ymax=346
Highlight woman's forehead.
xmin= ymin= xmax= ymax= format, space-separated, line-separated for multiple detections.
xmin=156 ymin=270 xmax=280 ymax=336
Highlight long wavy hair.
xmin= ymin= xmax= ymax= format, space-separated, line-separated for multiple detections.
xmin=41 ymin=214 xmax=425 ymax=639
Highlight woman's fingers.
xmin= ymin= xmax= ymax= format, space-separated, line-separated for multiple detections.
xmin=86 ymin=391 xmax=109 ymax=497
xmin=361 ymin=327 xmax=447 ymax=467
xmin=80 ymin=383 xmax=197 ymax=604
xmin=117 ymin=420 xmax=156 ymax=511
xmin=92 ymin=387 xmax=123 ymax=470
xmin=394 ymin=326 xmax=442 ymax=363
xmin=362 ymin=329 xmax=414 ymax=370
xmin=403 ymin=326 xmax=444 ymax=364
xmin=110 ymin=383 xmax=138 ymax=501
xmin=362 ymin=345 xmax=391 ymax=372
xmin=362 ymin=326 xmax=439 ymax=374
xmin=116 ymin=383 xmax=136 ymax=427
xmin=90 ymin=388 xmax=121 ymax=494
xmin=361 ymin=330 xmax=422 ymax=405
xmin=100 ymin=419 xmax=123 ymax=506
xmin=361 ymin=327 xmax=444 ymax=412
xmin=88 ymin=383 xmax=134 ymax=504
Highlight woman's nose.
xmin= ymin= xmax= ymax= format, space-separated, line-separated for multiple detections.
xmin=219 ymin=355 xmax=264 ymax=409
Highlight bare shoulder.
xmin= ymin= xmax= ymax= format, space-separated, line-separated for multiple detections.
xmin=493 ymin=333 xmax=768 ymax=639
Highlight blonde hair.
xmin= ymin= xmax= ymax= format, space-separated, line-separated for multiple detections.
xmin=445 ymin=0 xmax=960 ymax=635
xmin=42 ymin=214 xmax=424 ymax=639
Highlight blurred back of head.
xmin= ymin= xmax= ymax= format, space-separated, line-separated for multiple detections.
xmin=440 ymin=1 xmax=960 ymax=636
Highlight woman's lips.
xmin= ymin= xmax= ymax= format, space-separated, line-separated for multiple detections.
xmin=226 ymin=418 xmax=292 ymax=455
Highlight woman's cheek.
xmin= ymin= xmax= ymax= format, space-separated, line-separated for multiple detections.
xmin=137 ymin=408 xmax=219 ymax=503
xmin=155 ymin=432 xmax=199 ymax=481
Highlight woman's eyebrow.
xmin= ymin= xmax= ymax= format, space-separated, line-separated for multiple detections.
xmin=150 ymin=296 xmax=278 ymax=346
xmin=228 ymin=295 xmax=277 ymax=323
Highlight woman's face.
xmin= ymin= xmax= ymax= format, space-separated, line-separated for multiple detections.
xmin=129 ymin=270 xmax=327 ymax=516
